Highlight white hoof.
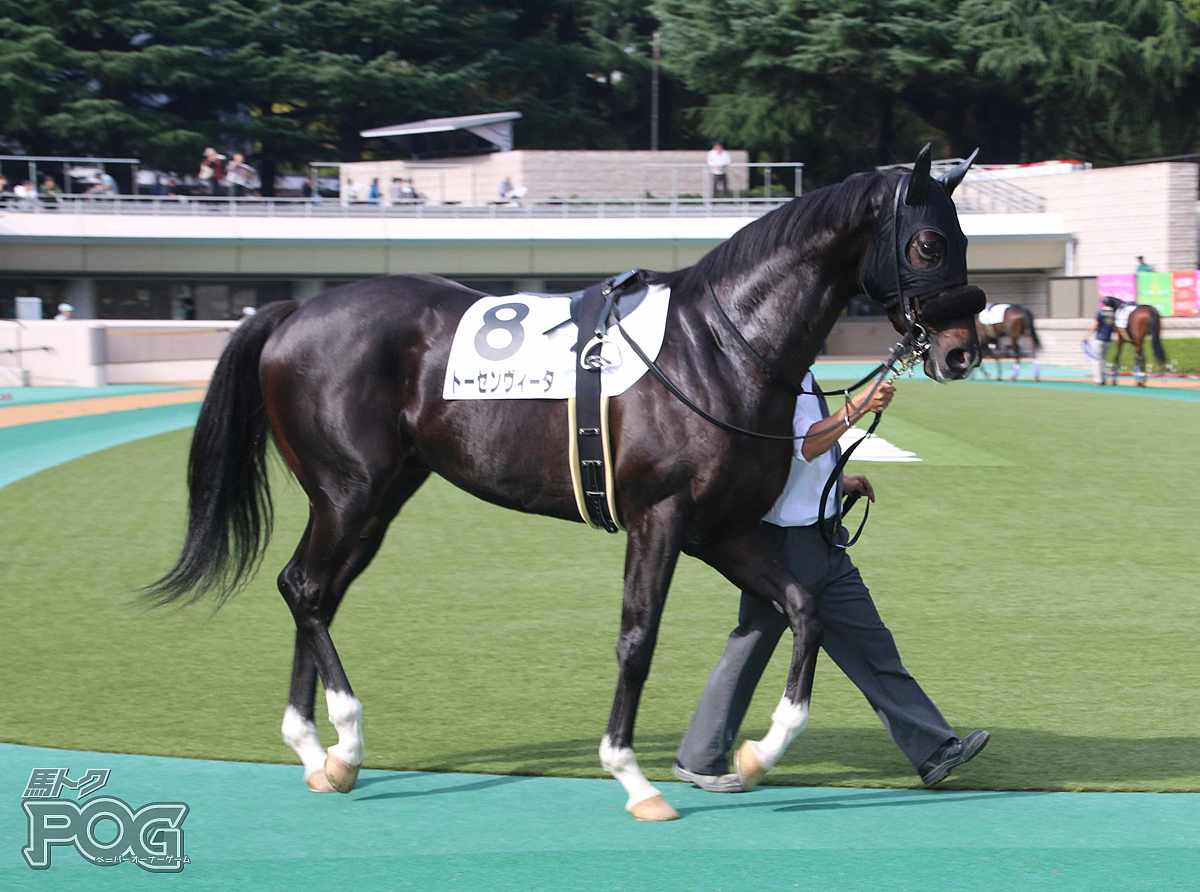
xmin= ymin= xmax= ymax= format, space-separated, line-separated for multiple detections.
xmin=735 ymin=740 xmax=767 ymax=792
xmin=324 ymin=752 xmax=361 ymax=794
xmin=305 ymin=769 xmax=337 ymax=793
xmin=628 ymin=794 xmax=679 ymax=822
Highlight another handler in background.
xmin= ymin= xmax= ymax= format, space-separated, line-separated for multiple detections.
xmin=1085 ymin=295 xmax=1121 ymax=385
xmin=673 ymin=372 xmax=989 ymax=792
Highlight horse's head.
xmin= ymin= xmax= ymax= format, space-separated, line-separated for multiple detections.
xmin=861 ymin=145 xmax=985 ymax=382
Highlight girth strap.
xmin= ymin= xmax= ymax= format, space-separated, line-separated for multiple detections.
xmin=570 ymin=278 xmax=630 ymax=533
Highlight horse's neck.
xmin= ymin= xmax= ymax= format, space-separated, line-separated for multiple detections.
xmin=724 ymin=238 xmax=870 ymax=386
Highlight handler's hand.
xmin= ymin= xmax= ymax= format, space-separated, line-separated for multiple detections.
xmin=842 ymin=474 xmax=875 ymax=502
xmin=856 ymin=382 xmax=895 ymax=416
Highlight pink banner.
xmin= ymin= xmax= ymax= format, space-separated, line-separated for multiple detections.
xmin=1096 ymin=273 xmax=1135 ymax=308
xmin=1171 ymin=271 xmax=1199 ymax=317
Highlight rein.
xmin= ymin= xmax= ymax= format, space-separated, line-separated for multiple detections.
xmin=705 ymin=282 xmax=891 ymax=398
xmin=615 ymin=313 xmax=916 ymax=443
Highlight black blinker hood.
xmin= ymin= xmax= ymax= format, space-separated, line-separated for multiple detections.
xmin=860 ymin=145 xmax=978 ymax=311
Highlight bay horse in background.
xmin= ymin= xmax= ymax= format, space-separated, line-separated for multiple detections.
xmin=146 ymin=146 xmax=984 ymax=822
xmin=975 ymin=302 xmax=1041 ymax=380
xmin=1109 ymin=303 xmax=1168 ymax=386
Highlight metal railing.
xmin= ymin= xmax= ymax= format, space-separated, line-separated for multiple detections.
xmin=878 ymin=158 xmax=1046 ymax=214
xmin=0 ymin=193 xmax=797 ymax=218
xmin=638 ymin=162 xmax=804 ymax=202
xmin=0 ymin=170 xmax=1047 ymax=218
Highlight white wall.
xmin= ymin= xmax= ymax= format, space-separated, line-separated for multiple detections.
xmin=1000 ymin=162 xmax=1199 ymax=276
xmin=0 ymin=319 xmax=238 ymax=386
xmin=339 ymin=149 xmax=755 ymax=205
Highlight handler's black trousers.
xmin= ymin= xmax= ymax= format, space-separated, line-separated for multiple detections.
xmin=676 ymin=522 xmax=956 ymax=776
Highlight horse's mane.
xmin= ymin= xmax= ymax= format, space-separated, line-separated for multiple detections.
xmin=651 ymin=170 xmax=895 ymax=293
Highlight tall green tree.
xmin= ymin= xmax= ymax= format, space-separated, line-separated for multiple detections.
xmin=653 ymin=0 xmax=1200 ymax=183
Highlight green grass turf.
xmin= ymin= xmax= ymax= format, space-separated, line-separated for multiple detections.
xmin=1108 ymin=336 xmax=1200 ymax=374
xmin=2 ymin=382 xmax=1198 ymax=792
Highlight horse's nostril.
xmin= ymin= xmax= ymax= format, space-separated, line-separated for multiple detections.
xmin=946 ymin=347 xmax=975 ymax=372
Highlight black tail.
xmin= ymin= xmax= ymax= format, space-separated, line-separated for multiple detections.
xmin=144 ymin=301 xmax=300 ymax=606
xmin=1148 ymin=311 xmax=1167 ymax=367
xmin=1024 ymin=308 xmax=1041 ymax=351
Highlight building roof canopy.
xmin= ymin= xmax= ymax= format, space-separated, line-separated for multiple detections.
xmin=360 ymin=112 xmax=521 ymax=152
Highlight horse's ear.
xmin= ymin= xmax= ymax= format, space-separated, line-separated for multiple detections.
xmin=938 ymin=148 xmax=979 ymax=195
xmin=904 ymin=143 xmax=932 ymax=206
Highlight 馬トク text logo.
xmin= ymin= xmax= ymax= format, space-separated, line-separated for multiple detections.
xmin=21 ymin=768 xmax=189 ymax=872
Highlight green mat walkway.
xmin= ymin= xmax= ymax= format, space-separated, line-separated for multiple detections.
xmin=3 ymin=744 xmax=1197 ymax=890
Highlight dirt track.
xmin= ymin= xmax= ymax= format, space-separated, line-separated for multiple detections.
xmin=0 ymin=388 xmax=207 ymax=428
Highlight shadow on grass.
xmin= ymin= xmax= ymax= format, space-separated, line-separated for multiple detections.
xmin=405 ymin=728 xmax=1200 ymax=789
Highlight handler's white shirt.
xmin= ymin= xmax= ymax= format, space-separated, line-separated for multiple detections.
xmin=762 ymin=372 xmax=839 ymax=527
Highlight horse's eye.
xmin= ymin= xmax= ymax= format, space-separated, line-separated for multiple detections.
xmin=909 ymin=230 xmax=947 ymax=267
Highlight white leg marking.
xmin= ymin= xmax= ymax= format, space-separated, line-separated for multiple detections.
xmin=282 ymin=705 xmax=328 ymax=779
xmin=751 ymin=695 xmax=810 ymax=772
xmin=325 ymin=690 xmax=363 ymax=766
xmin=599 ymin=735 xmax=661 ymax=811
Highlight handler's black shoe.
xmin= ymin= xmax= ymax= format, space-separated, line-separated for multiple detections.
xmin=672 ymin=761 xmax=744 ymax=793
xmin=919 ymin=729 xmax=990 ymax=787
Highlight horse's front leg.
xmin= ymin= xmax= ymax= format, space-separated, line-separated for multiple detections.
xmin=688 ymin=524 xmax=821 ymax=792
xmin=600 ymin=501 xmax=685 ymax=822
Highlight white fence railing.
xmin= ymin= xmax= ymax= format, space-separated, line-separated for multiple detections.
xmin=0 ymin=172 xmax=1046 ymax=219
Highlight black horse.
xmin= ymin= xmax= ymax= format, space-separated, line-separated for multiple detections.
xmin=148 ymin=147 xmax=984 ymax=821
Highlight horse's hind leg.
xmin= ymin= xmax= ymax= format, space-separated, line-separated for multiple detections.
xmin=1134 ymin=340 xmax=1147 ymax=387
xmin=1010 ymin=335 xmax=1022 ymax=380
xmin=281 ymin=464 xmax=431 ymax=791
xmin=279 ymin=459 xmax=430 ymax=793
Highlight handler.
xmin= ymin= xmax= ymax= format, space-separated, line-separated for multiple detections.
xmin=1085 ymin=295 xmax=1121 ymax=385
xmin=674 ymin=372 xmax=989 ymax=792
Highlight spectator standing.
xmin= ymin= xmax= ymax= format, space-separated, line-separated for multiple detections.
xmin=41 ymin=175 xmax=61 ymax=209
xmin=199 ymin=148 xmax=225 ymax=196
xmin=368 ymin=178 xmax=380 ymax=206
xmin=498 ymin=175 xmax=514 ymax=200
xmin=1135 ymin=255 xmax=1155 ymax=274
xmin=707 ymin=141 xmax=732 ymax=198
xmin=226 ymin=153 xmax=255 ymax=197
xmin=54 ymin=303 xmax=74 ymax=321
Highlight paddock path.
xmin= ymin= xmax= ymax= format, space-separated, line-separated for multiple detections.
xmin=3 ymin=743 xmax=1196 ymax=891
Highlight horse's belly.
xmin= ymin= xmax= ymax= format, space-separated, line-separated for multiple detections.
xmin=417 ymin=399 xmax=584 ymax=523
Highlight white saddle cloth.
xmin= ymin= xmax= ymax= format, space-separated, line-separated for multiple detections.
xmin=978 ymin=303 xmax=1010 ymax=327
xmin=1115 ymin=304 xmax=1137 ymax=330
xmin=442 ymin=285 xmax=671 ymax=400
